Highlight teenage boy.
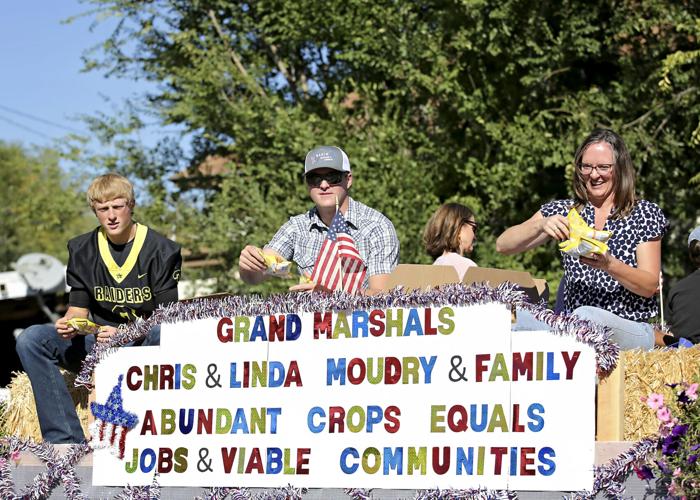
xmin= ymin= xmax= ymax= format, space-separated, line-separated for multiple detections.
xmin=16 ymin=173 xmax=182 ymax=443
xmin=239 ymin=146 xmax=399 ymax=293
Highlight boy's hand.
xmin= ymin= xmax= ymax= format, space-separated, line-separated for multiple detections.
xmin=67 ymin=318 xmax=101 ymax=335
xmin=55 ymin=316 xmax=77 ymax=340
xmin=96 ymin=325 xmax=118 ymax=343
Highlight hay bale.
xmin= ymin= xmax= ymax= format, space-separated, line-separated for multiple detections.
xmin=622 ymin=346 xmax=700 ymax=441
xmin=1 ymin=371 xmax=91 ymax=441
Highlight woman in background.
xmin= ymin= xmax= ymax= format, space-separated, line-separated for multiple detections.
xmin=423 ymin=203 xmax=478 ymax=280
xmin=496 ymin=128 xmax=667 ymax=350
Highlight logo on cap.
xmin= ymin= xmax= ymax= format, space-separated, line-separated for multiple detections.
xmin=304 ymin=146 xmax=350 ymax=174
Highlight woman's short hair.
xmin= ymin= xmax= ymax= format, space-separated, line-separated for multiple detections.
xmin=690 ymin=240 xmax=700 ymax=269
xmin=572 ymin=128 xmax=636 ymax=219
xmin=86 ymin=173 xmax=135 ymax=209
xmin=423 ymin=203 xmax=475 ymax=259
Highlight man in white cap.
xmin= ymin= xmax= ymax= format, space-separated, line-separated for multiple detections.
xmin=661 ymin=225 xmax=700 ymax=345
xmin=239 ymin=146 xmax=399 ymax=293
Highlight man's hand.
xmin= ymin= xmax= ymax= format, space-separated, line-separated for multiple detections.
xmin=239 ymin=245 xmax=267 ymax=272
xmin=288 ymin=282 xmax=320 ymax=293
xmin=239 ymin=245 xmax=269 ymax=285
xmin=366 ymin=273 xmax=390 ymax=295
xmin=96 ymin=325 xmax=118 ymax=343
xmin=55 ymin=316 xmax=78 ymax=340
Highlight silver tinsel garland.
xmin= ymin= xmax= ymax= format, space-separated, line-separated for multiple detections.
xmin=76 ymin=284 xmax=619 ymax=388
xmin=113 ymin=472 xmax=161 ymax=500
xmin=195 ymin=486 xmax=251 ymax=500
xmin=567 ymin=438 xmax=656 ymax=500
xmin=344 ymin=486 xmax=518 ymax=499
xmin=5 ymin=285 xmax=632 ymax=498
xmin=414 ymin=488 xmax=518 ymax=499
xmin=0 ymin=437 xmax=90 ymax=500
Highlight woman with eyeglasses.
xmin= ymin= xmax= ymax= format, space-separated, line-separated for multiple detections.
xmin=423 ymin=203 xmax=478 ymax=280
xmin=496 ymin=128 xmax=668 ymax=350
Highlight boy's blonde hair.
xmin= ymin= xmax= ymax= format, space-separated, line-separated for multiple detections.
xmin=86 ymin=173 xmax=135 ymax=208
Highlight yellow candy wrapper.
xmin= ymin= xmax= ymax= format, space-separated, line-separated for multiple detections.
xmin=259 ymin=250 xmax=293 ymax=278
xmin=298 ymin=271 xmax=314 ymax=285
xmin=67 ymin=318 xmax=100 ymax=335
xmin=558 ymin=208 xmax=612 ymax=259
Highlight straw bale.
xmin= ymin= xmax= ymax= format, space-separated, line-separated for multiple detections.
xmin=1 ymin=371 xmax=90 ymax=441
xmin=622 ymin=346 xmax=700 ymax=441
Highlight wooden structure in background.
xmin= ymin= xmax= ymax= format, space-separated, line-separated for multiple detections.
xmin=596 ymin=357 xmax=625 ymax=441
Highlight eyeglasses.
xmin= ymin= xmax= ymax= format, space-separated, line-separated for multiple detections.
xmin=464 ymin=220 xmax=478 ymax=234
xmin=577 ymin=163 xmax=613 ymax=175
xmin=305 ymin=171 xmax=346 ymax=187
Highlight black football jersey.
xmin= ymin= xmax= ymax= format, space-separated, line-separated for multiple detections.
xmin=66 ymin=224 xmax=182 ymax=326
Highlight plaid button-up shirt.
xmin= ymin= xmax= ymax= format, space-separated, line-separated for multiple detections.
xmin=266 ymin=197 xmax=399 ymax=289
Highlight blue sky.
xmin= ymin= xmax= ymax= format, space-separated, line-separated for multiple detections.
xmin=0 ymin=1 xmax=155 ymax=150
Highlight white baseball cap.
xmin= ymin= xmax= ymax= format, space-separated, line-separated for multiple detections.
xmin=689 ymin=226 xmax=700 ymax=247
xmin=304 ymin=146 xmax=351 ymax=174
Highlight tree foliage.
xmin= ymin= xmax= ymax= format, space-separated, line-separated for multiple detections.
xmin=74 ymin=0 xmax=700 ymax=297
xmin=0 ymin=142 xmax=94 ymax=271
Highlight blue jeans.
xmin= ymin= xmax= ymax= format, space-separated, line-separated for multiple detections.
xmin=15 ymin=323 xmax=160 ymax=444
xmin=512 ymin=308 xmax=552 ymax=331
xmin=571 ymin=306 xmax=654 ymax=351
xmin=513 ymin=306 xmax=654 ymax=351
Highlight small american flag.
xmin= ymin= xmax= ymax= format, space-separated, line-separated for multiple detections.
xmin=310 ymin=211 xmax=367 ymax=294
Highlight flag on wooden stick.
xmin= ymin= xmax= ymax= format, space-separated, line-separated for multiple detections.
xmin=310 ymin=211 xmax=367 ymax=294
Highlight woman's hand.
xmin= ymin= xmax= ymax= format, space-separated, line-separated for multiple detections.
xmin=497 ymin=211 xmax=564 ymax=255
xmin=539 ymin=215 xmax=570 ymax=242
xmin=580 ymin=252 xmax=613 ymax=271
xmin=581 ymin=240 xmax=661 ymax=298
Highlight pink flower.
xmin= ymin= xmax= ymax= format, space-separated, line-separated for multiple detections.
xmin=668 ymin=480 xmax=678 ymax=495
xmin=657 ymin=406 xmax=672 ymax=423
xmin=686 ymin=383 xmax=699 ymax=401
xmin=647 ymin=393 xmax=664 ymax=410
xmin=674 ymin=467 xmax=682 ymax=477
xmin=10 ymin=450 xmax=20 ymax=464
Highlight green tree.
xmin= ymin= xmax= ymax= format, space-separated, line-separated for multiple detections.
xmin=0 ymin=142 xmax=94 ymax=271
xmin=72 ymin=0 xmax=700 ymax=296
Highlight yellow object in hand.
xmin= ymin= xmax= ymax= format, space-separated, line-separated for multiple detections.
xmin=67 ymin=318 xmax=100 ymax=335
xmin=558 ymin=208 xmax=612 ymax=258
xmin=298 ymin=272 xmax=314 ymax=285
xmin=258 ymin=250 xmax=292 ymax=278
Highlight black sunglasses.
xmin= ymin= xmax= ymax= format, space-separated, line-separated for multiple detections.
xmin=464 ymin=220 xmax=478 ymax=234
xmin=305 ymin=171 xmax=346 ymax=187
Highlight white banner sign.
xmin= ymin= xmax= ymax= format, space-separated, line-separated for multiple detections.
xmin=92 ymin=303 xmax=595 ymax=491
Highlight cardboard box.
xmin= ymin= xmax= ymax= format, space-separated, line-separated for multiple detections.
xmin=382 ymin=264 xmax=459 ymax=292
xmin=463 ymin=266 xmax=549 ymax=304
xmin=532 ymin=278 xmax=549 ymax=302
xmin=382 ymin=264 xmax=549 ymax=304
